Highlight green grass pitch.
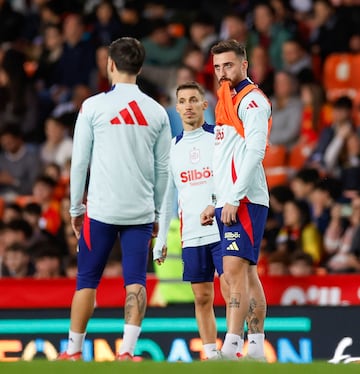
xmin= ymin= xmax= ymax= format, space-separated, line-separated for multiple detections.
xmin=1 ymin=360 xmax=360 ymax=374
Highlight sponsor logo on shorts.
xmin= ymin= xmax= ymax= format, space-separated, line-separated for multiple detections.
xmin=224 ymin=232 xmax=241 ymax=240
xmin=226 ymin=242 xmax=239 ymax=251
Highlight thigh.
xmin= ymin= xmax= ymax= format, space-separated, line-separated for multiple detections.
xmin=216 ymin=204 xmax=268 ymax=264
xmin=119 ymin=223 xmax=153 ymax=287
xmin=77 ymin=214 xmax=119 ymax=289
xmin=182 ymin=245 xmax=215 ymax=282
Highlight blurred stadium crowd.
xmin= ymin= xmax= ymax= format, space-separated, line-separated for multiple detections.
xmin=0 ymin=0 xmax=360 ymax=280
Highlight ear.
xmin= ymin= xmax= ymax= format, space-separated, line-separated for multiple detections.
xmin=202 ymin=100 xmax=208 ymax=111
xmin=107 ymin=57 xmax=114 ymax=72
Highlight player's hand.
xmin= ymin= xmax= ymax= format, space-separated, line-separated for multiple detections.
xmin=71 ymin=215 xmax=84 ymax=239
xmin=153 ymin=243 xmax=167 ymax=265
xmin=221 ymin=203 xmax=238 ymax=226
xmin=200 ymin=205 xmax=215 ymax=226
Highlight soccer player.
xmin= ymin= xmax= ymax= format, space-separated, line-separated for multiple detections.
xmin=201 ymin=39 xmax=271 ymax=361
xmin=58 ymin=37 xmax=171 ymax=361
xmin=153 ymin=81 xmax=228 ymax=360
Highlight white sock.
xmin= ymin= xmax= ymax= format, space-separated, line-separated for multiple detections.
xmin=221 ymin=333 xmax=240 ymax=358
xmin=203 ymin=343 xmax=217 ymax=359
xmin=119 ymin=324 xmax=141 ymax=355
xmin=237 ymin=338 xmax=244 ymax=356
xmin=247 ymin=333 xmax=265 ymax=358
xmin=67 ymin=330 xmax=86 ymax=354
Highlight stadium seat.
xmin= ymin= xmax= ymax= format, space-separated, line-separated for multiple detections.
xmin=323 ymin=53 xmax=358 ymax=102
xmin=265 ymin=171 xmax=288 ymax=189
xmin=263 ymin=144 xmax=287 ymax=169
xmin=263 ymin=145 xmax=288 ymax=189
xmin=287 ymin=142 xmax=313 ymax=176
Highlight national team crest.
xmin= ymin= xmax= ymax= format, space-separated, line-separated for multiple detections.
xmin=190 ymin=147 xmax=200 ymax=164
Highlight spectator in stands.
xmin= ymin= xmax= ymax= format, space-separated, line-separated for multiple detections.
xmin=282 ymin=38 xmax=314 ymax=84
xmin=89 ymin=45 xmax=111 ymax=94
xmin=0 ymin=0 xmax=24 ymax=43
xmin=309 ymin=177 xmax=342 ymax=235
xmin=247 ymin=2 xmax=293 ymax=70
xmin=308 ymin=96 xmax=355 ymax=174
xmin=2 ymin=202 xmax=22 ymax=224
xmin=117 ymin=1 xmax=147 ymax=40
xmin=32 ymin=174 xmax=61 ymax=237
xmin=54 ymin=13 xmax=96 ymax=99
xmin=269 ymin=184 xmax=295 ymax=229
xmin=35 ymin=23 xmax=64 ymax=97
xmin=0 ymin=48 xmax=40 ymax=141
xmin=188 ymin=11 xmax=218 ymax=58
xmin=270 ymin=0 xmax=299 ymax=37
xmin=2 ymin=218 xmax=33 ymax=249
xmin=248 ymin=45 xmax=274 ymax=97
xmin=22 ymin=201 xmax=53 ymax=247
xmin=219 ymin=12 xmax=248 ymax=45
xmin=288 ymin=250 xmax=314 ymax=276
xmin=89 ymin=0 xmax=123 ymax=47
xmin=0 ymin=124 xmax=42 ymax=199
xmin=298 ymin=81 xmax=332 ymax=145
xmin=0 ymin=221 xmax=7 ymax=277
xmin=266 ymin=251 xmax=290 ymax=276
xmin=275 ymin=198 xmax=323 ymax=266
xmin=339 ymin=133 xmax=360 ymax=200
xmin=31 ymin=240 xmax=64 ymax=278
xmin=323 ymin=126 xmax=359 ymax=181
xmin=309 ymin=0 xmax=354 ymax=66
xmin=290 ymin=167 xmax=318 ymax=199
xmin=182 ymin=44 xmax=215 ymax=97
xmin=323 ymin=195 xmax=360 ymax=273
xmin=2 ymin=242 xmax=34 ymax=277
xmin=40 ymin=115 xmax=73 ymax=168
xmin=141 ymin=18 xmax=188 ymax=68
xmin=52 ymin=82 xmax=91 ymax=120
xmin=269 ymin=71 xmax=303 ymax=148
xmin=64 ymin=255 xmax=77 ymax=278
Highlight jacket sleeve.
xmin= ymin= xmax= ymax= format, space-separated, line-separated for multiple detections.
xmin=230 ymin=92 xmax=271 ymax=204
xmin=153 ymin=112 xmax=172 ymax=221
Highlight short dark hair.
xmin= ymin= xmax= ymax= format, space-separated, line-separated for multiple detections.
xmin=176 ymin=81 xmax=205 ymax=98
xmin=211 ymin=39 xmax=247 ymax=60
xmin=108 ymin=37 xmax=145 ymax=75
xmin=333 ymin=96 xmax=353 ymax=110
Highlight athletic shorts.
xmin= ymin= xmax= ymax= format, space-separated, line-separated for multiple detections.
xmin=76 ymin=213 xmax=153 ymax=290
xmin=182 ymin=241 xmax=223 ymax=282
xmin=215 ymin=203 xmax=268 ymax=265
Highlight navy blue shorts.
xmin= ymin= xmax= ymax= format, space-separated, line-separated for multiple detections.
xmin=182 ymin=241 xmax=223 ymax=282
xmin=76 ymin=213 xmax=153 ymax=290
xmin=215 ymin=203 xmax=268 ymax=265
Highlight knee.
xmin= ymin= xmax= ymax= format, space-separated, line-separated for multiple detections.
xmin=194 ymin=291 xmax=213 ymax=308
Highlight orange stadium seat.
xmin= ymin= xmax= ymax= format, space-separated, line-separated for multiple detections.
xmin=263 ymin=144 xmax=287 ymax=169
xmin=323 ymin=53 xmax=358 ymax=102
xmin=287 ymin=142 xmax=313 ymax=176
xmin=263 ymin=145 xmax=288 ymax=189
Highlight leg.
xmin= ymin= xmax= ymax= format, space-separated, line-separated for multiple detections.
xmin=70 ymin=288 xmax=97 ymax=332
xmin=247 ymin=265 xmax=266 ymax=334
xmin=246 ymin=265 xmax=267 ymax=359
xmin=221 ymin=256 xmax=250 ymax=359
xmin=191 ymin=282 xmax=216 ymax=345
xmin=124 ymin=283 xmax=147 ymax=326
xmin=118 ymin=223 xmax=153 ymax=358
xmin=59 ymin=217 xmax=118 ymax=359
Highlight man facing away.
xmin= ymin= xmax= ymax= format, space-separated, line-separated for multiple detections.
xmin=201 ymin=39 xmax=272 ymax=361
xmin=58 ymin=37 xmax=171 ymax=361
xmin=153 ymin=81 xmax=229 ymax=360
